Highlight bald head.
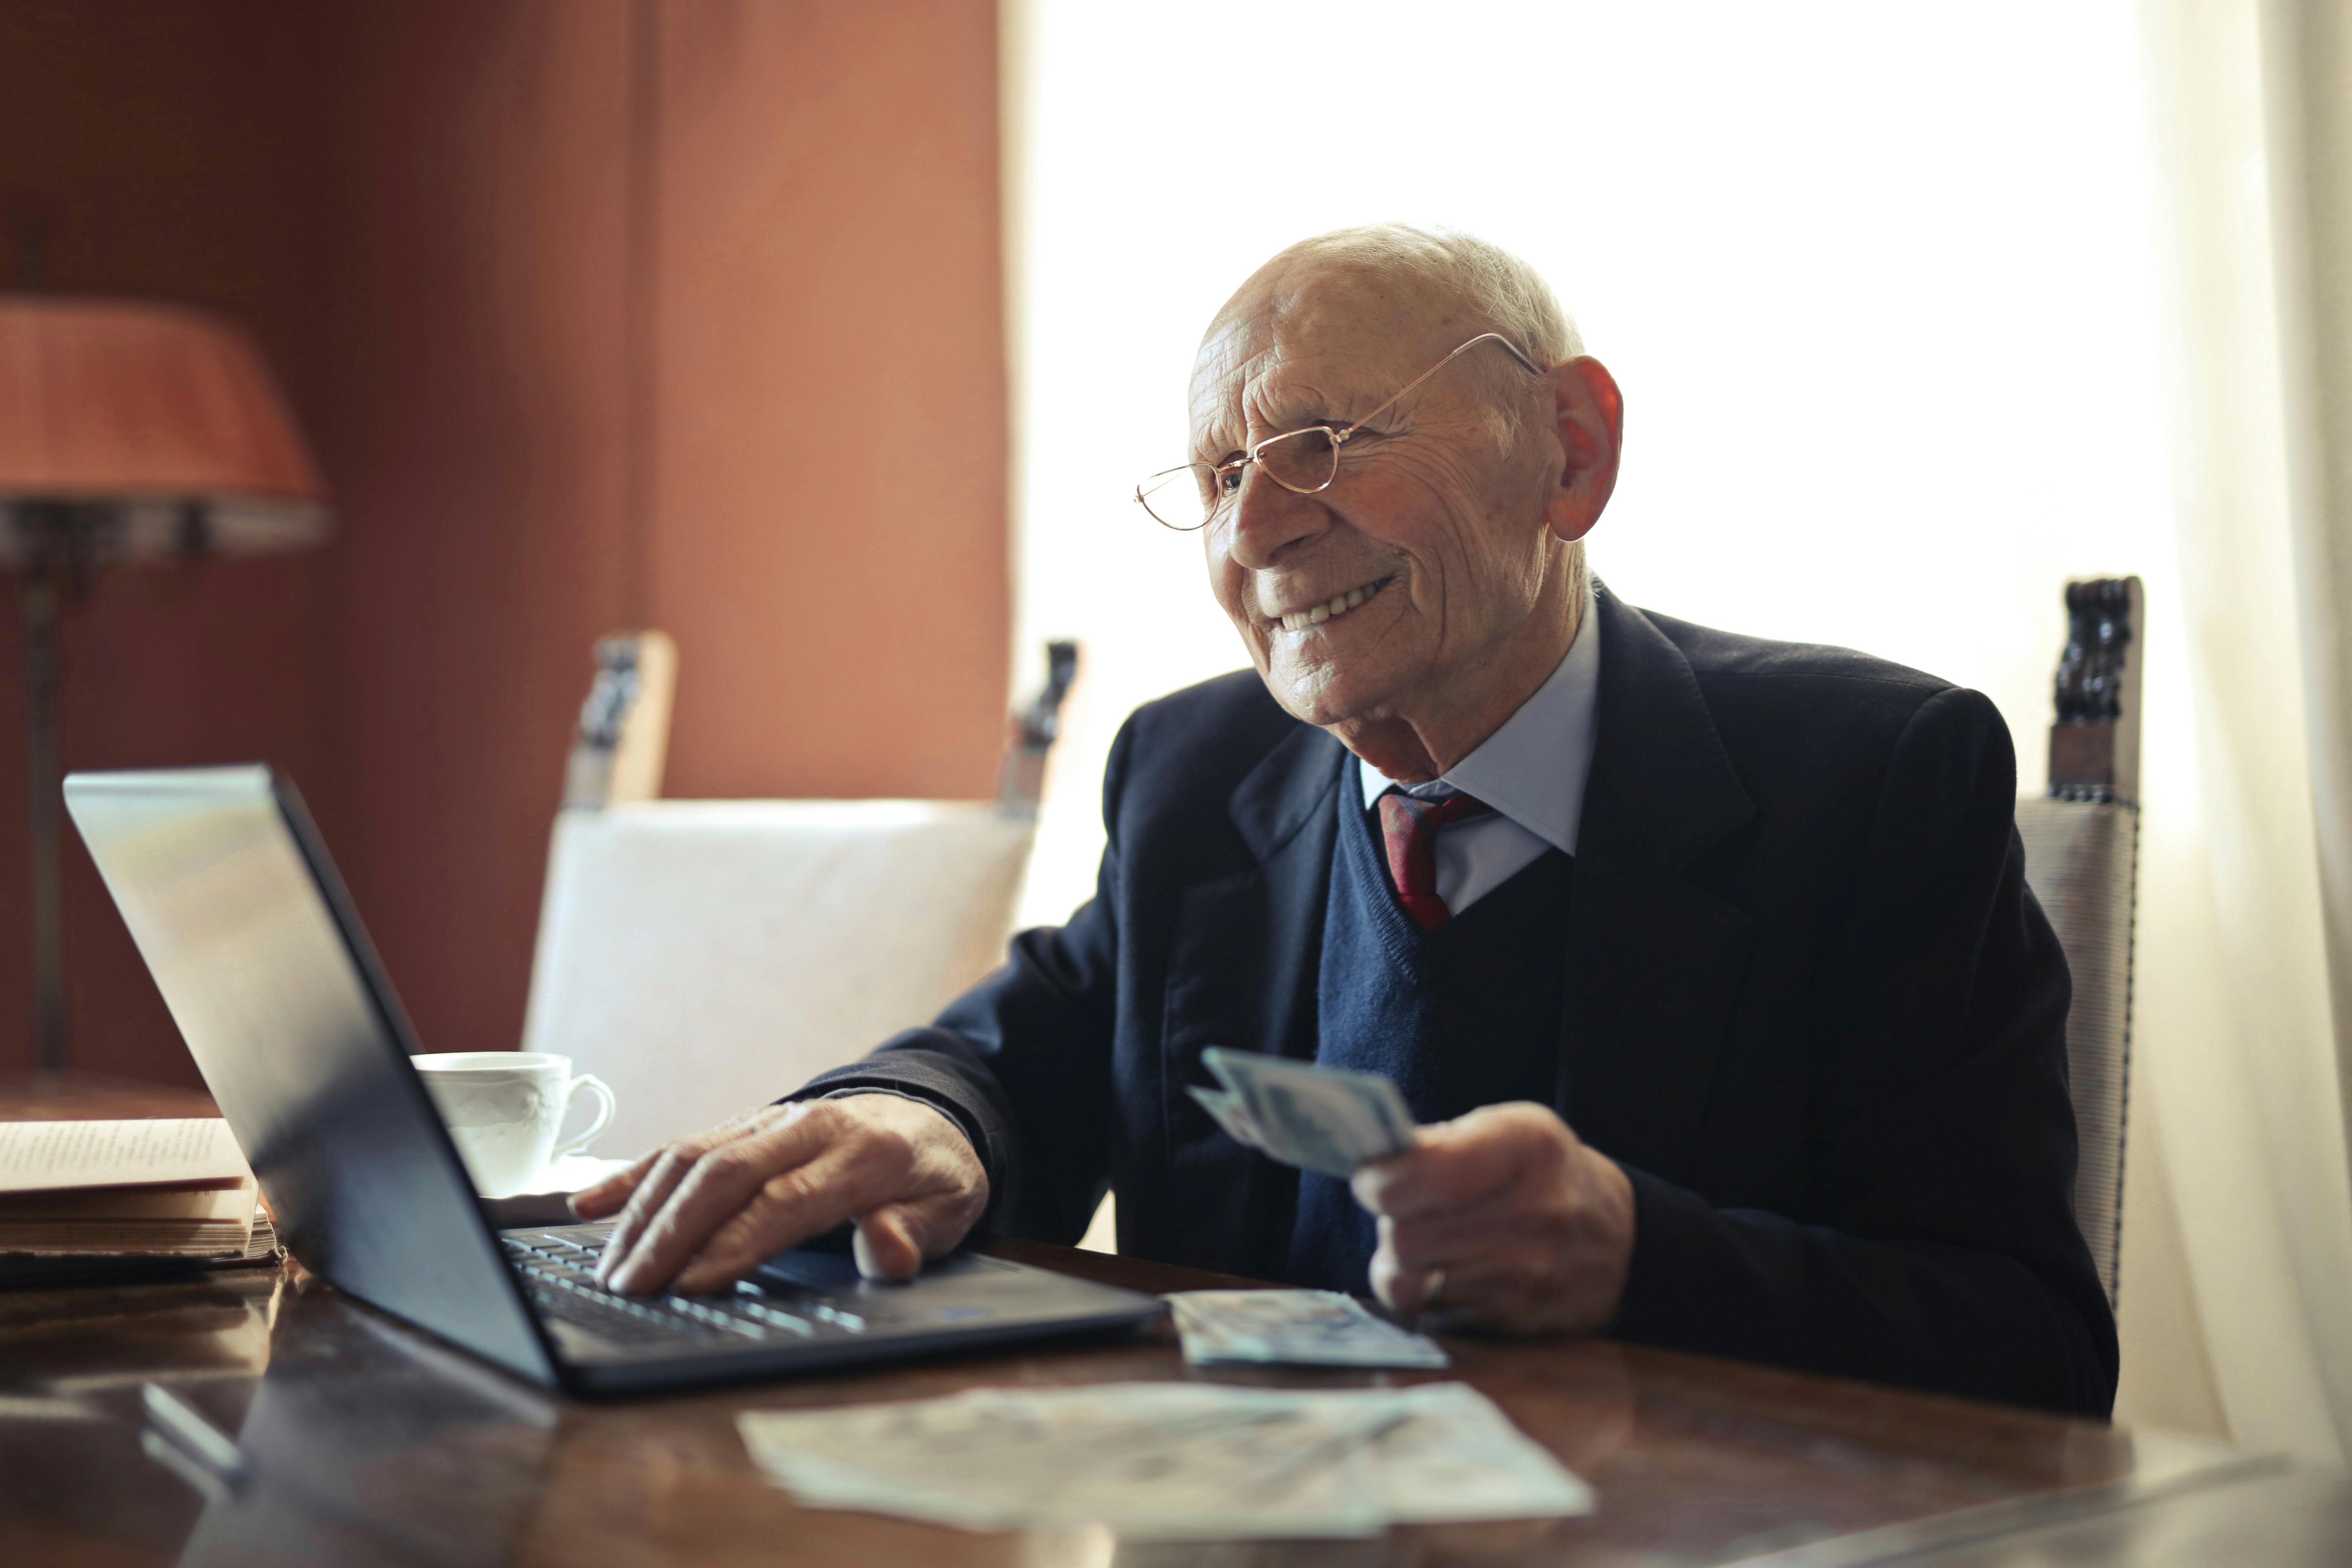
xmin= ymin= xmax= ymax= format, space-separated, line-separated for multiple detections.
xmin=1203 ymin=224 xmax=1582 ymax=446
xmin=1215 ymin=223 xmax=1580 ymax=359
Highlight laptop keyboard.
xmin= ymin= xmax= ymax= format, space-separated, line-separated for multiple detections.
xmin=501 ymin=1230 xmax=870 ymax=1349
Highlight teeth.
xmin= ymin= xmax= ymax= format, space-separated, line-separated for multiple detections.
xmin=1279 ymin=577 xmax=1388 ymax=632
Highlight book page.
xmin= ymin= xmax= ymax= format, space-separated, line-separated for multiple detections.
xmin=0 ymin=1182 xmax=255 ymax=1222
xmin=0 ymin=1119 xmax=252 ymax=1194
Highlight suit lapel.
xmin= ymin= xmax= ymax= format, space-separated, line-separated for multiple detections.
xmin=1154 ymin=719 xmax=1343 ymax=1273
xmin=1218 ymin=719 xmax=1349 ymax=1062
xmin=1558 ymin=586 xmax=1759 ymax=1180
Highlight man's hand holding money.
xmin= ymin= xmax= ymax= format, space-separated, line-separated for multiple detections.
xmin=1195 ymin=1052 xmax=1636 ymax=1335
xmin=1351 ymin=1102 xmax=1636 ymax=1336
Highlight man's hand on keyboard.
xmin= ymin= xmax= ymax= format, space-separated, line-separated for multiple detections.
xmin=571 ymin=1096 xmax=988 ymax=1295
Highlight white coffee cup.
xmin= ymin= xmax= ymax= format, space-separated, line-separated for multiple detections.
xmin=414 ymin=1051 xmax=616 ymax=1198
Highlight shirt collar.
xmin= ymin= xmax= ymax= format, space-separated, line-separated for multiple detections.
xmin=1356 ymin=574 xmax=1601 ymax=856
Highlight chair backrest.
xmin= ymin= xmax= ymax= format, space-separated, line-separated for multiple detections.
xmin=519 ymin=800 xmax=1036 ymax=1158
xmin=2016 ymin=796 xmax=2136 ymax=1303
xmin=998 ymin=639 xmax=1078 ymax=820
xmin=519 ymin=637 xmax=1081 ymax=1159
xmin=2016 ymin=576 xmax=2143 ymax=1304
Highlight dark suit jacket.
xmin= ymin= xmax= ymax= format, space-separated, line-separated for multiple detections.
xmin=801 ymin=585 xmax=2121 ymax=1416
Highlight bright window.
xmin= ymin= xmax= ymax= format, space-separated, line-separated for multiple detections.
xmin=1010 ymin=0 xmax=2168 ymax=921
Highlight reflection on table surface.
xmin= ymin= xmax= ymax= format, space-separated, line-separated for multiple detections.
xmin=0 ymin=1233 xmax=2296 ymax=1568
xmin=0 ymin=1076 xmax=2310 ymax=1565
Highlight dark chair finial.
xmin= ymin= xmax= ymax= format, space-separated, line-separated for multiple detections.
xmin=999 ymin=640 xmax=1082 ymax=817
xmin=2048 ymin=577 xmax=2143 ymax=805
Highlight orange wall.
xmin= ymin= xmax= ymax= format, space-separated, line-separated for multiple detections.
xmin=0 ymin=0 xmax=1010 ymax=1080
xmin=651 ymin=1 xmax=1011 ymax=800
xmin=316 ymin=1 xmax=644 ymax=1059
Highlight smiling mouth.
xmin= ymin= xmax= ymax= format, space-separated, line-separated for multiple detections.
xmin=1276 ymin=576 xmax=1395 ymax=633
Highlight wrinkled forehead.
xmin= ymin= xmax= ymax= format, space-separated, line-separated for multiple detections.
xmin=1187 ymin=264 xmax=1467 ymax=442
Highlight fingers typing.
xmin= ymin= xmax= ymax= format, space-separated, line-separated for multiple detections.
xmin=852 ymin=1204 xmax=923 ymax=1282
xmin=598 ymin=1105 xmax=829 ymax=1291
xmin=568 ymin=1149 xmax=657 ymax=1220
xmin=593 ymin=1095 xmax=988 ymax=1295
xmin=662 ymin=1137 xmax=910 ymax=1293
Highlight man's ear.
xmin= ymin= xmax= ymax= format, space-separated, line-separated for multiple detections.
xmin=1545 ymin=356 xmax=1624 ymax=544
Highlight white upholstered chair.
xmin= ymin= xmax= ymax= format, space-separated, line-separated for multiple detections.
xmin=520 ymin=638 xmax=1073 ymax=1162
xmin=520 ymin=800 xmax=1036 ymax=1158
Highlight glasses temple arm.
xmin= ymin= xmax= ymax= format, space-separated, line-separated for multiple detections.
xmin=1331 ymin=332 xmax=1551 ymax=442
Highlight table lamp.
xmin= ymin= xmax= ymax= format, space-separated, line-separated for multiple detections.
xmin=0 ymin=297 xmax=330 ymax=1075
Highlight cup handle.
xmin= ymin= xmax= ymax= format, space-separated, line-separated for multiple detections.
xmin=552 ymin=1074 xmax=617 ymax=1159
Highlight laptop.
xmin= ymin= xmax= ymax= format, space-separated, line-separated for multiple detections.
xmin=63 ymin=766 xmax=1161 ymax=1396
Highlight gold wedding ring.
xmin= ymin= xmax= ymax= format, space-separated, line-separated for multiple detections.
xmin=1421 ymin=1266 xmax=1447 ymax=1310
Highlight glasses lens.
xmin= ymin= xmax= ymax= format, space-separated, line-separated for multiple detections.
xmin=1137 ymin=464 xmax=1218 ymax=531
xmin=1257 ymin=427 xmax=1338 ymax=493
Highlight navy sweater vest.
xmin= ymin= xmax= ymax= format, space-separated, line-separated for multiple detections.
xmin=1284 ymin=771 xmax=1574 ymax=1293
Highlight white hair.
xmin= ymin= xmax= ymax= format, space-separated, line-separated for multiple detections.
xmin=1263 ymin=223 xmax=1581 ymax=450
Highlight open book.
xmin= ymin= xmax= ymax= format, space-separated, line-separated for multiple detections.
xmin=0 ymin=1119 xmax=275 ymax=1267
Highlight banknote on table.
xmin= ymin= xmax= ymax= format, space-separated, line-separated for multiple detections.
xmin=740 ymin=1383 xmax=1394 ymax=1538
xmin=1360 ymin=1383 xmax=1598 ymax=1524
xmin=1169 ymin=1289 xmax=1450 ymax=1369
xmin=1198 ymin=1048 xmax=1416 ymax=1177
xmin=735 ymin=1380 xmax=1591 ymax=1539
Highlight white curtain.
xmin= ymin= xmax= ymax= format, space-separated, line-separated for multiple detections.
xmin=2115 ymin=0 xmax=2352 ymax=1462
xmin=1002 ymin=0 xmax=2352 ymax=1457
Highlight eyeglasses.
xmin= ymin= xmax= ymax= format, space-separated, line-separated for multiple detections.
xmin=1134 ymin=332 xmax=1546 ymax=532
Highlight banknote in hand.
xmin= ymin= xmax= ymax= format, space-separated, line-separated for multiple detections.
xmin=1185 ymin=1083 xmax=1267 ymax=1150
xmin=1198 ymin=1048 xmax=1416 ymax=1177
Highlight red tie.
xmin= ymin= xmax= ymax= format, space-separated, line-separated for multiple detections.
xmin=1376 ymin=790 xmax=1496 ymax=930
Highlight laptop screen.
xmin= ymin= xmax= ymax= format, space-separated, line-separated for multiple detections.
xmin=65 ymin=767 xmax=554 ymax=1385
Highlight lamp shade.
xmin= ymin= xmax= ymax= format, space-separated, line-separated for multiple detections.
xmin=0 ymin=296 xmax=329 ymax=564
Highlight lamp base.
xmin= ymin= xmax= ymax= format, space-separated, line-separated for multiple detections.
xmin=9 ymin=499 xmax=112 ymax=1076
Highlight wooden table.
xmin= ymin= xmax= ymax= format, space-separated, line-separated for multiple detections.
xmin=3 ymin=1078 xmax=2339 ymax=1566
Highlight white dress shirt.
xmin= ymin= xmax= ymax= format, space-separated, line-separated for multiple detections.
xmin=1357 ymin=578 xmax=1602 ymax=915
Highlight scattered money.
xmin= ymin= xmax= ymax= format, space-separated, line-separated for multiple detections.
xmin=736 ymin=1381 xmax=1591 ymax=1539
xmin=1169 ymin=1289 xmax=1451 ymax=1369
xmin=1198 ymin=1048 xmax=1416 ymax=1177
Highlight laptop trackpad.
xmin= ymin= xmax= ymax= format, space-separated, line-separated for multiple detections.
xmin=749 ymin=1246 xmax=1012 ymax=1296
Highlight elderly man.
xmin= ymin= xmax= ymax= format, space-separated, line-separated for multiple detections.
xmin=577 ymin=225 xmax=2118 ymax=1416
